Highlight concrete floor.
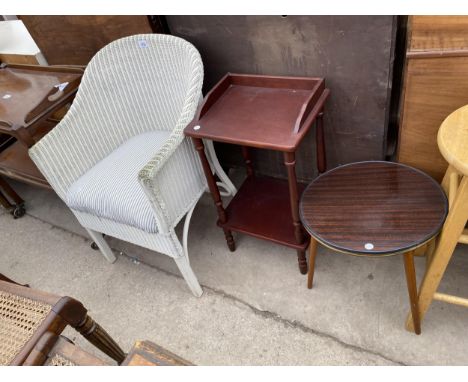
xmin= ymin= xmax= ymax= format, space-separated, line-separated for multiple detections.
xmin=1 ymin=177 xmax=468 ymax=365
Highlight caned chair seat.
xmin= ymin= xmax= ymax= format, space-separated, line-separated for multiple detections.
xmin=438 ymin=104 xmax=468 ymax=176
xmin=67 ymin=130 xmax=171 ymax=233
xmin=0 ymin=290 xmax=52 ymax=365
xmin=0 ymin=277 xmax=125 ymax=365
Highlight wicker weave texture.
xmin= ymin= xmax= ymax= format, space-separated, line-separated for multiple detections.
xmin=29 ymin=33 xmax=205 ymax=229
xmin=46 ymin=353 xmax=76 ymax=366
xmin=28 ymin=34 xmax=205 ymax=296
xmin=0 ymin=291 xmax=51 ymax=365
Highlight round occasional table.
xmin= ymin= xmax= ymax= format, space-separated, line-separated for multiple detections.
xmin=299 ymin=161 xmax=448 ymax=334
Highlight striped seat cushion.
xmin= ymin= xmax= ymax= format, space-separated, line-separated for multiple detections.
xmin=66 ymin=131 xmax=171 ymax=233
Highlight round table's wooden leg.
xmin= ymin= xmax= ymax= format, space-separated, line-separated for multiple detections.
xmin=307 ymin=238 xmax=318 ymax=289
xmin=403 ymin=250 xmax=421 ymax=335
xmin=0 ymin=190 xmax=12 ymax=210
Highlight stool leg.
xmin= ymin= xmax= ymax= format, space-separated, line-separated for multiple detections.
xmin=307 ymin=237 xmax=318 ymax=289
xmin=403 ymin=250 xmax=421 ymax=335
xmin=441 ymin=164 xmax=457 ymax=194
xmin=406 ymin=174 xmax=468 ymax=332
xmin=425 ymin=237 xmax=437 ymax=269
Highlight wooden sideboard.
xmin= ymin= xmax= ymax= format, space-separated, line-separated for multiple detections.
xmin=18 ymin=16 xmax=165 ymax=66
xmin=398 ymin=16 xmax=468 ymax=181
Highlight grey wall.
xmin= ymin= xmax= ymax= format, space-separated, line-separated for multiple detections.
xmin=167 ymin=16 xmax=396 ymax=181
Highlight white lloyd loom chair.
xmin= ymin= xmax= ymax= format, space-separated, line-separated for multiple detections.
xmin=29 ymin=34 xmax=236 ymax=297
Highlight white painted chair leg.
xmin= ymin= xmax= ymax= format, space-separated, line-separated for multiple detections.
xmin=86 ymin=228 xmax=117 ymax=263
xmin=204 ymin=139 xmax=237 ymax=196
xmin=183 ymin=204 xmax=196 ymax=263
xmin=174 ymin=256 xmax=203 ymax=297
xmin=177 ymin=204 xmax=203 ymax=296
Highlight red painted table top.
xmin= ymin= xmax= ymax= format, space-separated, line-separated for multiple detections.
xmin=184 ymin=73 xmax=329 ymax=152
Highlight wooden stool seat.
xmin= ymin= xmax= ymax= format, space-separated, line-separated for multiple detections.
xmin=300 ymin=161 xmax=448 ymax=334
xmin=438 ymin=104 xmax=468 ymax=176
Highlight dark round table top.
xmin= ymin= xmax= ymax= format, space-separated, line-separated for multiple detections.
xmin=299 ymin=161 xmax=448 ymax=256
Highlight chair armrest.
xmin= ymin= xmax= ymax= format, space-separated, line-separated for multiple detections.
xmin=138 ymin=133 xmax=206 ymax=234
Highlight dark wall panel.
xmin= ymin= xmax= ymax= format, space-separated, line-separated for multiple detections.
xmin=167 ymin=16 xmax=396 ymax=181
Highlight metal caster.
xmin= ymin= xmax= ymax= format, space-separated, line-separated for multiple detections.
xmin=12 ymin=204 xmax=26 ymax=219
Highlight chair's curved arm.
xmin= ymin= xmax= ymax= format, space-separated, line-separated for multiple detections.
xmin=138 ymin=132 xmax=206 ymax=234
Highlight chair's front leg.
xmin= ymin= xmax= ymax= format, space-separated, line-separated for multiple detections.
xmin=174 ymin=256 xmax=203 ymax=297
xmin=86 ymin=228 xmax=116 ymax=263
xmin=75 ymin=315 xmax=126 ymax=364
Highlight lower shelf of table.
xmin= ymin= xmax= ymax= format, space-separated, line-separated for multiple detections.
xmin=217 ymin=175 xmax=308 ymax=251
xmin=0 ymin=121 xmax=53 ymax=189
xmin=0 ymin=140 xmax=49 ymax=188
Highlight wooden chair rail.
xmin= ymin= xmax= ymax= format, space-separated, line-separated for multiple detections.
xmin=433 ymin=292 xmax=468 ymax=308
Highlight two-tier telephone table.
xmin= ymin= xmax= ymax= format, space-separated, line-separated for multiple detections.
xmin=184 ymin=73 xmax=330 ymax=274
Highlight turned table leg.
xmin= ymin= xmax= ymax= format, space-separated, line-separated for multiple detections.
xmin=0 ymin=189 xmax=12 ymax=210
xmin=241 ymin=146 xmax=254 ymax=177
xmin=403 ymin=250 xmax=421 ymax=335
xmin=0 ymin=176 xmax=24 ymax=206
xmin=284 ymin=151 xmax=307 ymax=274
xmin=192 ymin=138 xmax=235 ymax=251
xmin=316 ymin=111 xmax=326 ymax=174
xmin=307 ymin=237 xmax=318 ymax=289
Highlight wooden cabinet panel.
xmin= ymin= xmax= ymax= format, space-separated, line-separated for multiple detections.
xmin=0 ymin=54 xmax=38 ymax=64
xmin=398 ymin=56 xmax=468 ymax=180
xmin=398 ymin=16 xmax=468 ymax=181
xmin=410 ymin=16 xmax=468 ymax=51
xmin=19 ymin=16 xmax=156 ymax=66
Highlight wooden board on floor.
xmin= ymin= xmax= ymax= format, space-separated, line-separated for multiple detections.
xmin=122 ymin=340 xmax=192 ymax=366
